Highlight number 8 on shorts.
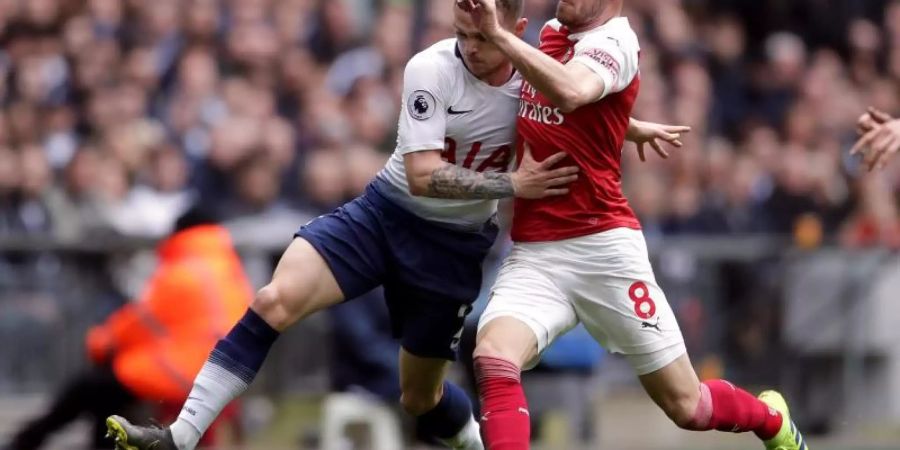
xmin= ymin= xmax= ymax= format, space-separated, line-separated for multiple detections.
xmin=628 ymin=281 xmax=656 ymax=320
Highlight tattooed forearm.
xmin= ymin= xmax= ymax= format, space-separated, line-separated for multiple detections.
xmin=424 ymin=165 xmax=515 ymax=199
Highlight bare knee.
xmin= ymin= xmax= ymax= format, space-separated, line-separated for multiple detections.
xmin=472 ymin=338 xmax=527 ymax=391
xmin=473 ymin=335 xmax=513 ymax=362
xmin=251 ymin=238 xmax=343 ymax=331
xmin=660 ymin=388 xmax=702 ymax=429
xmin=250 ymin=284 xmax=308 ymax=331
xmin=473 ymin=318 xmax=537 ymax=367
xmin=400 ymin=386 xmax=443 ymax=416
xmin=639 ymin=355 xmax=703 ymax=429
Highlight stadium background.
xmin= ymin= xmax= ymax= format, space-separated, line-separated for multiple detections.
xmin=0 ymin=0 xmax=899 ymax=448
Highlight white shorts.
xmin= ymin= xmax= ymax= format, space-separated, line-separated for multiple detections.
xmin=478 ymin=228 xmax=686 ymax=375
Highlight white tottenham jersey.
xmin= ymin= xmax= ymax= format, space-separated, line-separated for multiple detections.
xmin=376 ymin=39 xmax=521 ymax=229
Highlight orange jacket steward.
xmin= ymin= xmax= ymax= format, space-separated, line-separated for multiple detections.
xmin=86 ymin=225 xmax=252 ymax=403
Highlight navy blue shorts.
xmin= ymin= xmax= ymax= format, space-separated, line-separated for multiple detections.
xmin=296 ymin=183 xmax=498 ymax=360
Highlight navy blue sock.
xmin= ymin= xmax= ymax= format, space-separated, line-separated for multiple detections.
xmin=210 ymin=308 xmax=280 ymax=383
xmin=417 ymin=381 xmax=474 ymax=439
xmin=177 ymin=308 xmax=281 ymax=441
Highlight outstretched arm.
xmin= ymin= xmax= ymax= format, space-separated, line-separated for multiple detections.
xmin=852 ymin=108 xmax=900 ymax=172
xmin=856 ymin=106 xmax=892 ymax=135
xmin=626 ymin=119 xmax=692 ymax=162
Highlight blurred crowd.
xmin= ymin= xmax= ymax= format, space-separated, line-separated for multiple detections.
xmin=627 ymin=0 xmax=900 ymax=248
xmin=0 ymin=0 xmax=897 ymax=248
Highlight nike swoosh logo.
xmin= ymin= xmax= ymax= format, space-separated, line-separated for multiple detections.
xmin=447 ymin=106 xmax=473 ymax=115
xmin=186 ymin=397 xmax=203 ymax=402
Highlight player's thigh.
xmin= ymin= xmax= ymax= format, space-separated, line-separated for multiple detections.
xmin=387 ymin=285 xmax=478 ymax=365
xmin=474 ymin=317 xmax=539 ymax=370
xmin=260 ymin=194 xmax=389 ymax=330
xmin=381 ymin=203 xmax=497 ymax=361
xmin=574 ymin=269 xmax=697 ymax=422
xmin=574 ymin=274 xmax=688 ymax=376
xmin=252 ymin=238 xmax=345 ymax=331
xmin=398 ymin=348 xmax=452 ymax=415
xmin=476 ymin=255 xmax=577 ymax=370
xmin=565 ymin=230 xmax=685 ymax=374
xmin=637 ymin=353 xmax=701 ymax=425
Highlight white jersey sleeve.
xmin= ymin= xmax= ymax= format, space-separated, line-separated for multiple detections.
xmin=571 ymin=18 xmax=640 ymax=100
xmin=397 ymin=53 xmax=450 ymax=154
xmin=375 ymin=39 xmax=520 ymax=230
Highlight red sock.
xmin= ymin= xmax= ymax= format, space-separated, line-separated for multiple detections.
xmin=687 ymin=379 xmax=783 ymax=440
xmin=474 ymin=356 xmax=530 ymax=450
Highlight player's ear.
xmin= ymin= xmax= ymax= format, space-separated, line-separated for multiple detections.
xmin=513 ymin=18 xmax=528 ymax=38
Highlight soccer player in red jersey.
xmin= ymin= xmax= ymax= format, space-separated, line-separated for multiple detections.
xmin=457 ymin=1 xmax=809 ymax=449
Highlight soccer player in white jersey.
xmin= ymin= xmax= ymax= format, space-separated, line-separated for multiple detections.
xmin=457 ymin=1 xmax=810 ymax=449
xmin=104 ymin=2 xmax=684 ymax=450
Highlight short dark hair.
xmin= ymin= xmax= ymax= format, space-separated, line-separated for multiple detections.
xmin=497 ymin=0 xmax=524 ymax=21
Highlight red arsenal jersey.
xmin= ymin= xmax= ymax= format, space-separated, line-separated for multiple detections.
xmin=512 ymin=17 xmax=642 ymax=242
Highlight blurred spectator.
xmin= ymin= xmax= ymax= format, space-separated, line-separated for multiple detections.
xmin=0 ymin=148 xmax=25 ymax=234
xmin=327 ymin=290 xmax=401 ymax=404
xmin=42 ymin=146 xmax=110 ymax=240
xmin=840 ymin=176 xmax=900 ymax=248
xmin=223 ymin=149 xmax=311 ymax=247
xmin=13 ymin=145 xmax=53 ymax=234
xmin=5 ymin=205 xmax=251 ymax=450
xmin=299 ymin=148 xmax=349 ymax=213
xmin=0 ymin=0 xmax=895 ymax=325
